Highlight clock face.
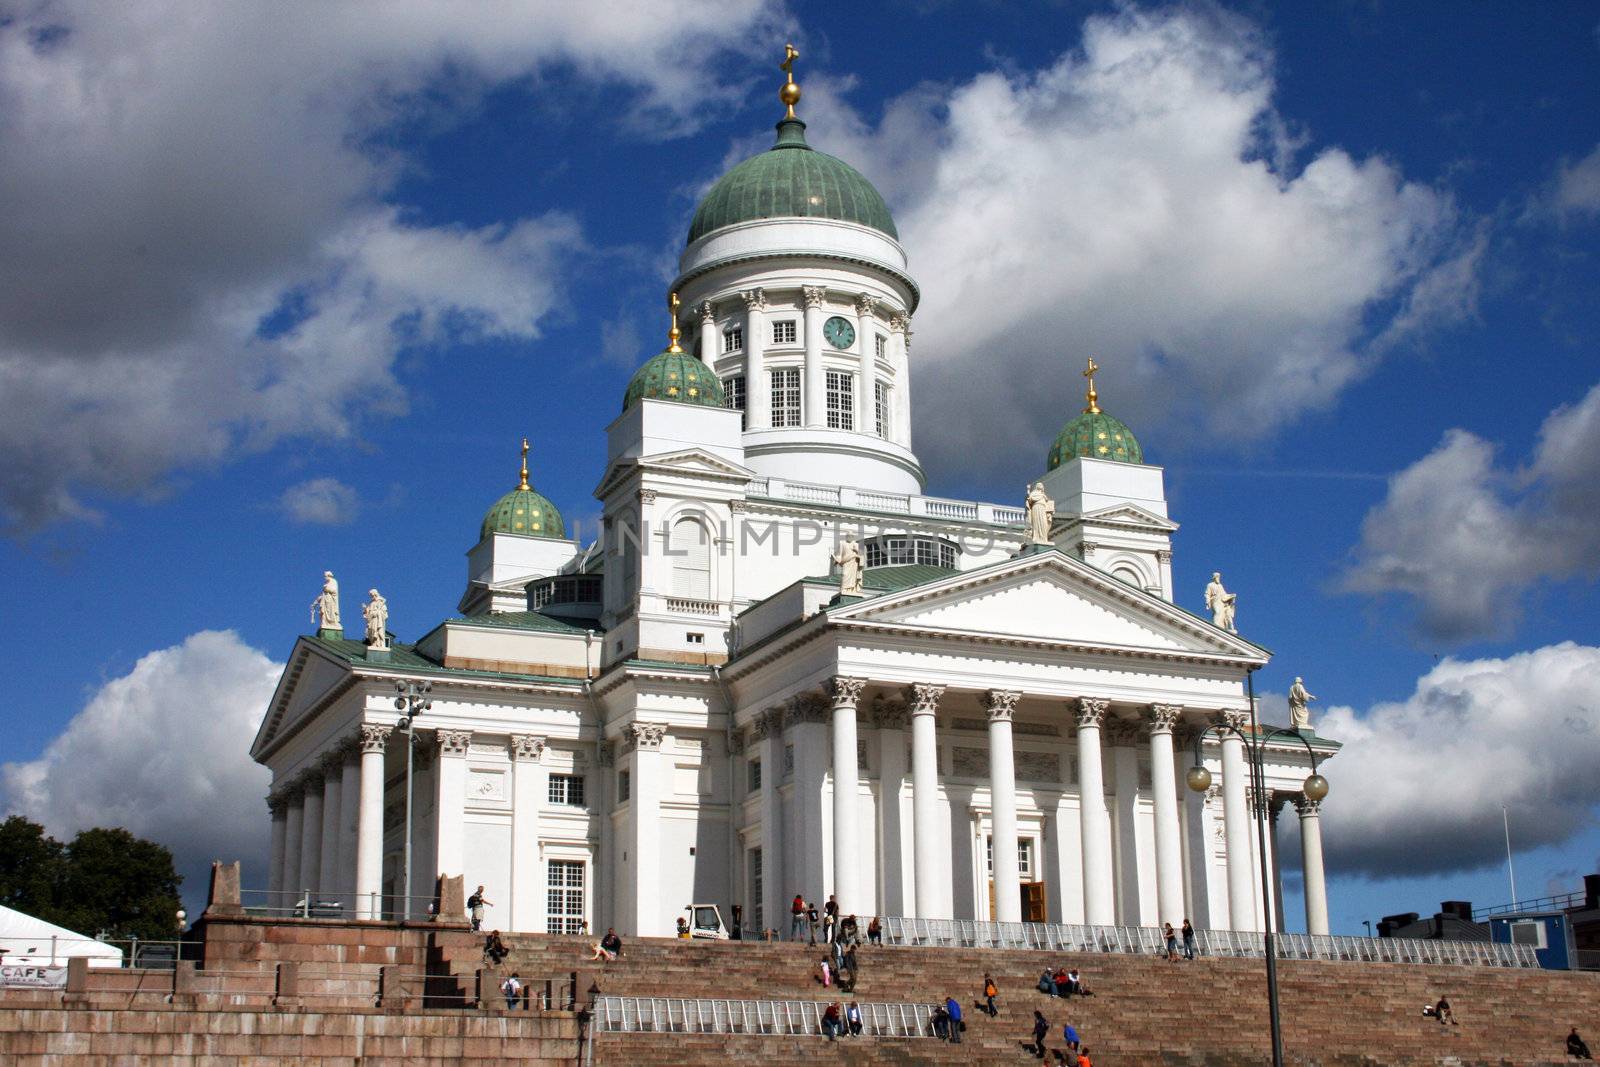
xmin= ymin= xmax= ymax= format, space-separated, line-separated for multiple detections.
xmin=823 ymin=315 xmax=856 ymax=350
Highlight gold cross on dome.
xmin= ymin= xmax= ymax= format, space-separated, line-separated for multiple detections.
xmin=1082 ymin=356 xmax=1101 ymax=414
xmin=667 ymin=291 xmax=683 ymax=353
xmin=781 ymin=43 xmax=799 ymax=77
xmin=518 ymin=437 xmax=530 ymax=490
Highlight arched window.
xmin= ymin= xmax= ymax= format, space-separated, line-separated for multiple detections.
xmin=669 ymin=518 xmax=712 ymax=600
xmin=1111 ymin=564 xmax=1143 ymax=588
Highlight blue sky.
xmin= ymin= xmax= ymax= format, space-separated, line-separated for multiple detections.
xmin=2 ymin=1 xmax=1597 ymax=930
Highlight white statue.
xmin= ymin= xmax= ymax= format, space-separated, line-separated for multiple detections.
xmin=831 ymin=532 xmax=865 ymax=596
xmin=1024 ymin=482 xmax=1055 ymax=545
xmin=312 ymin=571 xmax=341 ymax=630
xmin=363 ymin=588 xmax=389 ymax=650
xmin=1288 ymin=676 xmax=1317 ymax=731
xmin=1204 ymin=571 xmax=1237 ymax=632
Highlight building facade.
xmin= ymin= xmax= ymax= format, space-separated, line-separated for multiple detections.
xmin=251 ymin=72 xmax=1338 ymax=940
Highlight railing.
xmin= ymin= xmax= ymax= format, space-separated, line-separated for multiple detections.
xmin=1474 ymin=891 xmax=1586 ymax=920
xmin=879 ymin=918 xmax=1539 ymax=969
xmin=593 ymin=996 xmax=939 ymax=1037
xmin=664 ymin=597 xmax=721 ymax=616
xmin=786 ymin=483 xmax=841 ymax=505
xmin=0 ymin=936 xmax=195 ymax=969
xmin=922 ymin=497 xmax=978 ymax=520
xmin=855 ymin=490 xmax=911 ymax=513
xmin=239 ymin=888 xmax=444 ymax=921
xmin=993 ymin=506 xmax=1026 ymax=524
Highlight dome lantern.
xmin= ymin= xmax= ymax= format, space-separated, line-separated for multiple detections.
xmin=1046 ymin=357 xmax=1145 ymax=469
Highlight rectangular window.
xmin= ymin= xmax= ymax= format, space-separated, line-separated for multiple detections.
xmin=874 ymin=380 xmax=890 ymax=438
xmin=617 ymin=770 xmax=631 ymax=802
xmin=772 ymin=320 xmax=797 ymax=345
xmin=723 ymin=374 xmax=746 ymax=429
xmin=748 ymin=758 xmax=762 ymax=792
xmin=770 ymin=367 xmax=801 ymax=428
xmin=723 ymin=326 xmax=744 ymax=353
xmin=750 ymin=847 xmax=764 ymax=932
xmin=686 ymin=631 xmax=704 ymax=645
xmin=984 ymin=837 xmax=1035 ymax=879
xmin=546 ymin=860 xmax=585 ymax=934
xmin=783 ymin=743 xmax=795 ymax=778
xmin=826 ymin=370 xmax=854 ymax=431
xmin=548 ymin=774 xmax=585 ymax=807
xmin=875 ymin=334 xmax=887 ymax=360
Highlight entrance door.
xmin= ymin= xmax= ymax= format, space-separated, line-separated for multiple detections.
xmin=1022 ymin=882 xmax=1047 ymax=922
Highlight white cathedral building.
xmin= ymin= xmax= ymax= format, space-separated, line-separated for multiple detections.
xmin=251 ymin=65 xmax=1338 ymax=942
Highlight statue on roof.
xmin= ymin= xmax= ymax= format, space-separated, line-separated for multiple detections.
xmin=364 ymin=589 xmax=389 ymax=650
xmin=1288 ymin=677 xmax=1317 ymax=731
xmin=312 ymin=571 xmax=341 ymax=631
xmin=1205 ymin=571 xmax=1237 ymax=632
xmin=1025 ymin=481 xmax=1055 ymax=545
xmin=832 ymin=531 xmax=865 ymax=596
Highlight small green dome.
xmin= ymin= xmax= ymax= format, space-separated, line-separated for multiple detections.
xmin=688 ymin=118 xmax=897 ymax=244
xmin=623 ymin=348 xmax=726 ymax=411
xmin=481 ymin=487 xmax=565 ymax=540
xmin=1048 ymin=410 xmax=1144 ymax=468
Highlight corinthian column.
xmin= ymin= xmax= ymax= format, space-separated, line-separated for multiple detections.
xmin=802 ymin=285 xmax=827 ymax=427
xmin=509 ymin=734 xmax=547 ymax=933
xmin=1296 ymin=795 xmax=1330 ymax=936
xmin=1075 ymin=698 xmax=1115 ymax=926
xmin=267 ymin=795 xmax=288 ymax=901
xmin=828 ymin=677 xmax=867 ymax=914
xmin=742 ymin=289 xmax=768 ymax=428
xmin=355 ymin=724 xmax=390 ymax=919
xmin=907 ymin=682 xmax=945 ymax=919
xmin=987 ymin=690 xmax=1023 ymax=923
xmin=1218 ymin=711 xmax=1257 ymax=931
xmin=1148 ymin=705 xmax=1186 ymax=927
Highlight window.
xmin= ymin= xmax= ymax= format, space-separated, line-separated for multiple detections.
xmin=748 ymin=758 xmax=762 ymax=792
xmin=750 ymin=847 xmax=764 ymax=931
xmin=1111 ymin=566 xmax=1142 ymax=587
xmin=529 ymin=575 xmax=603 ymax=610
xmin=772 ymin=320 xmax=796 ymax=345
xmin=1510 ymin=921 xmax=1547 ymax=948
xmin=617 ymin=770 xmax=631 ymax=802
xmin=863 ymin=535 xmax=958 ymax=569
xmin=546 ymin=860 xmax=585 ymax=934
xmin=825 ymin=370 xmax=854 ymax=430
xmin=875 ymin=334 xmax=887 ymax=360
xmin=668 ymin=518 xmax=712 ymax=599
xmin=783 ymin=744 xmax=795 ymax=777
xmin=770 ymin=367 xmax=801 ymax=427
xmin=723 ymin=326 xmax=744 ymax=353
xmin=985 ymin=837 xmax=1035 ymax=879
xmin=723 ymin=374 xmax=746 ymax=429
xmin=686 ymin=631 xmax=704 ymax=645
xmin=874 ymin=380 xmax=890 ymax=438
xmin=548 ymin=774 xmax=585 ymax=806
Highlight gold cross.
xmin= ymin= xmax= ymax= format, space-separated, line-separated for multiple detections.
xmin=781 ymin=43 xmax=799 ymax=77
xmin=518 ymin=437 xmax=530 ymax=490
xmin=667 ymin=291 xmax=682 ymax=352
xmin=1082 ymin=356 xmax=1101 ymax=414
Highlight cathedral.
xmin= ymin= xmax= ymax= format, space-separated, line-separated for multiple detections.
xmin=251 ymin=57 xmax=1337 ymax=942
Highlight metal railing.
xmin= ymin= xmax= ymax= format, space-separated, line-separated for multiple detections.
xmin=593 ymin=996 xmax=940 ymax=1037
xmin=1474 ymin=891 xmax=1587 ymax=920
xmin=238 ymin=888 xmax=445 ymax=921
xmin=879 ymin=917 xmax=1539 ymax=969
xmin=0 ymin=936 xmax=195 ymax=969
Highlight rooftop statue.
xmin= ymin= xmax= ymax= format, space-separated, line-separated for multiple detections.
xmin=832 ymin=532 xmax=865 ymax=596
xmin=1024 ymin=481 xmax=1055 ymax=545
xmin=364 ymin=589 xmax=389 ymax=651
xmin=1205 ymin=571 xmax=1237 ymax=633
xmin=1288 ymin=676 xmax=1317 ymax=731
xmin=312 ymin=571 xmax=341 ymax=631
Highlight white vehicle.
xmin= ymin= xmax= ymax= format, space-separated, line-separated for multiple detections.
xmin=682 ymin=904 xmax=728 ymax=939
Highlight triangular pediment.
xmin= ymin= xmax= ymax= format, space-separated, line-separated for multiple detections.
xmin=249 ymin=641 xmax=356 ymax=758
xmin=592 ymin=448 xmax=755 ymax=500
xmin=831 ymin=550 xmax=1263 ymax=660
xmin=1063 ymin=503 xmax=1179 ymax=533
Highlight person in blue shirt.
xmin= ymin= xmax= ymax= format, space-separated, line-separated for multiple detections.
xmin=945 ymin=995 xmax=963 ymax=1043
xmin=1063 ymin=1021 xmax=1080 ymax=1052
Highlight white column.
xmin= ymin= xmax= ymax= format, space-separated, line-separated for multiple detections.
xmin=742 ymin=289 xmax=768 ymax=429
xmin=890 ymin=312 xmax=912 ymax=449
xmin=1297 ymin=796 xmax=1330 ymax=936
xmin=509 ymin=734 xmax=547 ymax=933
xmin=789 ymin=698 xmax=830 ymax=909
xmin=282 ymin=791 xmax=305 ymax=911
xmin=318 ymin=755 xmax=343 ymax=899
xmin=267 ymin=796 xmax=288 ymax=900
xmin=1267 ymin=797 xmax=1286 ymax=932
xmin=1111 ymin=731 xmax=1141 ymax=923
xmin=433 ymin=730 xmax=472 ymax=881
xmin=298 ymin=771 xmax=325 ymax=903
xmin=1148 ymin=705 xmax=1186 ymax=928
xmin=698 ymin=300 xmax=717 ymax=362
xmin=354 ymin=725 xmax=389 ymax=920
xmin=1219 ymin=713 xmax=1257 ymax=931
xmin=986 ymin=690 xmax=1023 ymax=923
xmin=854 ymin=293 xmax=875 ymax=434
xmin=907 ymin=683 xmax=945 ymax=920
xmin=802 ymin=285 xmax=826 ymax=427
xmin=1075 ymin=698 xmax=1115 ymax=926
xmin=828 ymin=678 xmax=866 ymax=914
xmin=338 ymin=746 xmax=361 ymax=910
xmin=624 ymin=722 xmax=666 ymax=935
xmin=873 ymin=702 xmax=910 ymax=916
xmin=756 ymin=711 xmax=785 ymax=933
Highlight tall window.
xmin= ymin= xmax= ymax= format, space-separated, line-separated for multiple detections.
xmin=723 ymin=374 xmax=746 ymax=429
xmin=772 ymin=320 xmax=797 ymax=345
xmin=874 ymin=380 xmax=891 ymax=438
xmin=825 ymin=370 xmax=854 ymax=430
xmin=723 ymin=326 xmax=744 ymax=353
xmin=669 ymin=518 xmax=712 ymax=599
xmin=984 ymin=837 xmax=1035 ymax=879
xmin=546 ymin=860 xmax=585 ymax=934
xmin=750 ymin=847 xmax=764 ymax=932
xmin=748 ymin=758 xmax=762 ymax=792
xmin=548 ymin=774 xmax=585 ymax=806
xmin=618 ymin=770 xmax=631 ymax=802
xmin=875 ymin=334 xmax=887 ymax=360
xmin=771 ymin=367 xmax=801 ymax=427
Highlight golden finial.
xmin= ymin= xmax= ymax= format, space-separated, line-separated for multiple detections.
xmin=518 ymin=437 xmax=530 ymax=490
xmin=667 ymin=291 xmax=683 ymax=353
xmin=779 ymin=42 xmax=801 ymax=119
xmin=1082 ymin=356 xmax=1101 ymax=414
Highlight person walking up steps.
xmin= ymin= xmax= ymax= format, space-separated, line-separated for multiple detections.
xmin=979 ymin=972 xmax=999 ymax=1017
xmin=1030 ymin=1010 xmax=1050 ymax=1058
xmin=1182 ymin=918 xmax=1197 ymax=960
xmin=789 ymin=894 xmax=806 ymax=940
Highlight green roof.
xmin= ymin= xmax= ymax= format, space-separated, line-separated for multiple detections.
xmin=450 ymin=611 xmax=588 ymax=634
xmin=1047 ymin=409 xmax=1144 ymax=469
xmin=688 ymin=118 xmax=897 ymax=244
xmin=805 ymin=564 xmax=958 ymax=595
xmin=307 ymin=634 xmax=582 ymax=685
xmin=481 ymin=486 xmax=565 ymax=540
xmin=623 ymin=348 xmax=725 ymax=411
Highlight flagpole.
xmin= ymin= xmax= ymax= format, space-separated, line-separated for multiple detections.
xmin=1502 ymin=805 xmax=1518 ymax=906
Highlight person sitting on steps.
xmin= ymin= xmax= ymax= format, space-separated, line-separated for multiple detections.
xmin=1037 ymin=968 xmax=1058 ymax=997
xmin=1569 ymin=1026 xmax=1593 ymax=1060
xmin=589 ymin=927 xmax=622 ymax=962
xmin=846 ymin=1001 xmax=863 ymax=1036
xmin=483 ymin=930 xmax=508 ymax=966
xmin=867 ymin=915 xmax=882 ymax=945
xmin=821 ymin=1002 xmax=843 ymax=1041
xmin=930 ymin=1002 xmax=951 ymax=1040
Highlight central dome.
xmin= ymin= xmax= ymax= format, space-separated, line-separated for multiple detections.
xmin=688 ymin=118 xmax=897 ymax=244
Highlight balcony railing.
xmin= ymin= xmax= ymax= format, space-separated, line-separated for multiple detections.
xmin=664 ymin=597 xmax=720 ymax=616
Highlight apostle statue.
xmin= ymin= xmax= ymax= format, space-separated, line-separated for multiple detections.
xmin=312 ymin=570 xmax=341 ymax=630
xmin=1205 ymin=571 xmax=1237 ymax=632
xmin=832 ymin=532 xmax=865 ymax=596
xmin=1288 ymin=676 xmax=1317 ymax=731
xmin=1024 ymin=481 xmax=1055 ymax=545
xmin=363 ymin=588 xmax=389 ymax=650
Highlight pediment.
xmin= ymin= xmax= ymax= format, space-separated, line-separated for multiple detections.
xmin=1064 ymin=503 xmax=1179 ymax=533
xmin=831 ymin=551 xmax=1261 ymax=659
xmin=250 ymin=641 xmax=356 ymax=757
xmin=640 ymin=448 xmax=755 ymax=480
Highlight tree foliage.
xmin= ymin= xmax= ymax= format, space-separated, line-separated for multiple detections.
xmin=0 ymin=816 xmax=182 ymax=940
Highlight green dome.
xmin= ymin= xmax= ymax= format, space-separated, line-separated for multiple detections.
xmin=688 ymin=118 xmax=897 ymax=244
xmin=1047 ymin=410 xmax=1144 ymax=468
xmin=623 ymin=347 xmax=725 ymax=410
xmin=481 ymin=486 xmax=565 ymax=540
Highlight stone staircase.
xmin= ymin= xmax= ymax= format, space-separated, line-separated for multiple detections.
xmin=435 ymin=932 xmax=1600 ymax=1065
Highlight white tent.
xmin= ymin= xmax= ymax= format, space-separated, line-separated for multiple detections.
xmin=0 ymin=904 xmax=123 ymax=968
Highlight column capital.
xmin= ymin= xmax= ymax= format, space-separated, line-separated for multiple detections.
xmin=801 ymin=285 xmax=828 ymax=309
xmin=904 ymin=682 xmax=944 ymax=717
xmin=751 ymin=708 xmax=780 ymax=740
xmin=318 ymin=749 xmax=346 ymax=776
xmin=888 ymin=311 xmax=910 ymax=334
xmin=985 ymin=689 xmax=1021 ymax=723
xmin=784 ymin=692 xmax=830 ymax=727
xmin=638 ymin=487 xmax=658 ymax=504
xmin=1214 ymin=709 xmax=1250 ymax=732
xmin=871 ymin=696 xmax=909 ymax=730
xmin=1294 ymin=795 xmax=1322 ymax=818
xmin=435 ymin=729 xmax=473 ymax=756
xmin=359 ymin=723 xmax=392 ymax=754
xmin=300 ymin=767 xmax=325 ymax=791
xmin=267 ymin=793 xmax=289 ymax=817
xmin=740 ymin=287 xmax=767 ymax=312
xmin=1148 ymin=704 xmax=1184 ymax=734
xmin=827 ymin=676 xmax=868 ymax=709
xmin=509 ymin=734 xmax=546 ymax=762
xmin=854 ymin=292 xmax=877 ymax=319
xmin=698 ymin=300 xmax=716 ymax=324
xmin=1156 ymin=548 xmax=1173 ymax=564
xmin=1074 ymin=697 xmax=1111 ymax=729
xmin=624 ymin=721 xmax=667 ymax=752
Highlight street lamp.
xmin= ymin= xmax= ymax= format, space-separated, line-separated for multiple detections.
xmin=394 ymin=679 xmax=433 ymax=921
xmin=1186 ymin=673 xmax=1328 ymax=1067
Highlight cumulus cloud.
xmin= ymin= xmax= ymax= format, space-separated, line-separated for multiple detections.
xmin=1340 ymin=381 xmax=1600 ymax=640
xmin=798 ymin=7 xmax=1468 ymax=477
xmin=1554 ymin=143 xmax=1600 ymax=219
xmin=278 ymin=477 xmax=361 ymax=526
xmin=1319 ymin=642 xmax=1600 ymax=879
xmin=0 ymin=1 xmax=776 ymax=532
xmin=2 ymin=631 xmax=282 ymax=898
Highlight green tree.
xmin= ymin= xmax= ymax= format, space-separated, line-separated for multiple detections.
xmin=0 ymin=815 xmax=64 ymax=915
xmin=56 ymin=828 xmax=183 ymax=941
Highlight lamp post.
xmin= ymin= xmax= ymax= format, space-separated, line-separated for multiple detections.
xmin=1185 ymin=673 xmax=1328 ymax=1067
xmin=394 ymin=680 xmax=433 ymax=921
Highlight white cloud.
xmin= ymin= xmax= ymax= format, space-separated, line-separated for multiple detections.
xmin=1340 ymin=382 xmax=1600 ymax=640
xmin=0 ymin=1 xmax=777 ymax=532
xmin=1555 ymin=143 xmax=1600 ymax=218
xmin=797 ymin=7 xmax=1467 ymax=478
xmin=1 ymin=631 xmax=282 ymax=897
xmin=278 ymin=477 xmax=361 ymax=526
xmin=1318 ymin=642 xmax=1600 ymax=879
